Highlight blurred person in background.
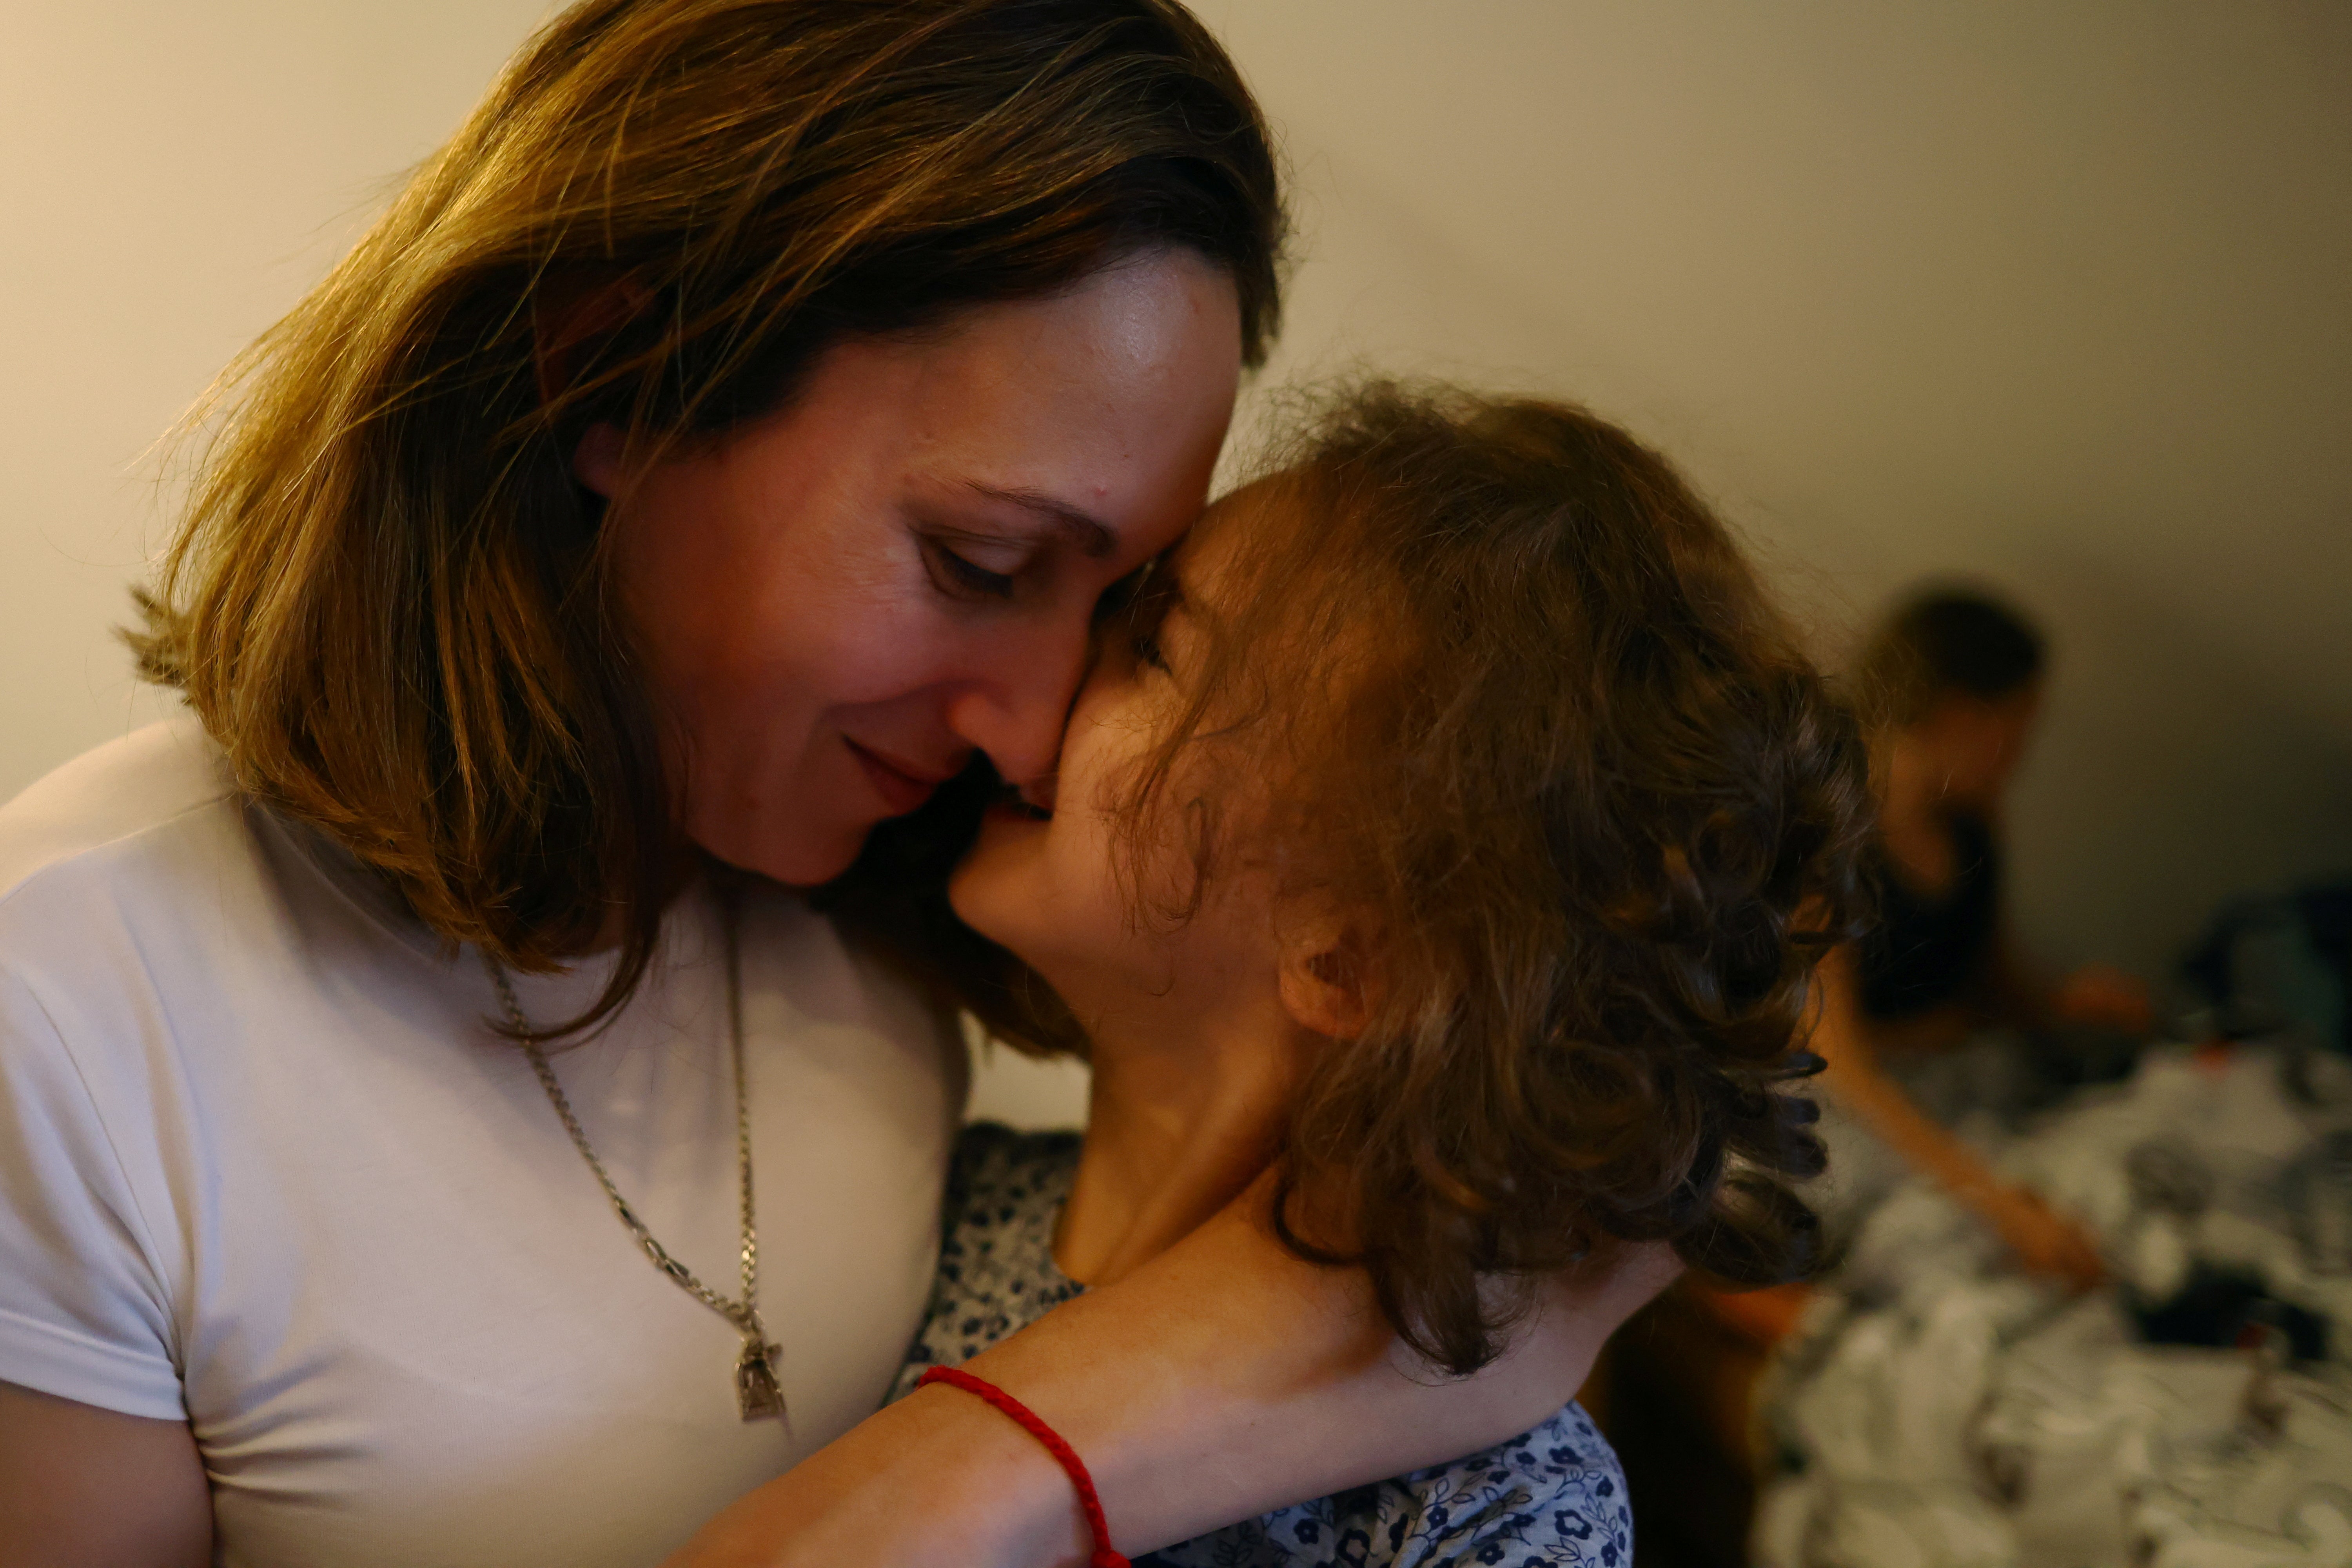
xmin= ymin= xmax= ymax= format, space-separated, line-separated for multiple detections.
xmin=1810 ymin=587 xmax=2154 ymax=1289
xmin=1597 ymin=589 xmax=2156 ymax=1568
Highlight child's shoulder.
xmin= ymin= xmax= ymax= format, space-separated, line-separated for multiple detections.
xmin=1140 ymin=1401 xmax=1630 ymax=1568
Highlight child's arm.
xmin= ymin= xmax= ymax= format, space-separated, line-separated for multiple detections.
xmin=664 ymin=1189 xmax=1679 ymax=1568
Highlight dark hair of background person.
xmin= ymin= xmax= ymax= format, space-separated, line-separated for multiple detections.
xmin=840 ymin=384 xmax=1876 ymax=1374
xmin=126 ymin=0 xmax=1287 ymax=1041
xmin=1860 ymin=588 xmax=2048 ymax=728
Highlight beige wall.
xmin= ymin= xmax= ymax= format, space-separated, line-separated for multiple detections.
xmin=1200 ymin=0 xmax=2352 ymax=984
xmin=5 ymin=4 xmax=2345 ymax=1068
xmin=1 ymin=0 xmax=559 ymax=804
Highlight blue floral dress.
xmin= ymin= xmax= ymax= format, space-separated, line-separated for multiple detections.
xmin=890 ymin=1123 xmax=1632 ymax=1568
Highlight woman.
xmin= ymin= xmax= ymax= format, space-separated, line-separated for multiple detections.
xmin=0 ymin=5 xmax=1666 ymax=1566
xmin=818 ymin=387 xmax=1870 ymax=1564
xmin=1809 ymin=589 xmax=2153 ymax=1287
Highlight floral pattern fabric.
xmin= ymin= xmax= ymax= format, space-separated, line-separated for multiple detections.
xmin=891 ymin=1122 xmax=1633 ymax=1568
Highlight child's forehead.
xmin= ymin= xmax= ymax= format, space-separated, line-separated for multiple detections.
xmin=1183 ymin=474 xmax=1299 ymax=576
xmin=1167 ymin=511 xmax=1256 ymax=620
xmin=1196 ymin=474 xmax=1288 ymax=532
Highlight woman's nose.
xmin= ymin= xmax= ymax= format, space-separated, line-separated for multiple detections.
xmin=940 ymin=621 xmax=1090 ymax=788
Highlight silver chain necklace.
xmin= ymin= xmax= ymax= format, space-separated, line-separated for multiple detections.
xmin=486 ymin=897 xmax=785 ymax=1423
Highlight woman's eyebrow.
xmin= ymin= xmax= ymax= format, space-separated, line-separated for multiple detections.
xmin=957 ymin=481 xmax=1117 ymax=560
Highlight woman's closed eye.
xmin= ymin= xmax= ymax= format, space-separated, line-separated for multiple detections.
xmin=917 ymin=533 xmax=1021 ymax=602
xmin=1131 ymin=626 xmax=1171 ymax=673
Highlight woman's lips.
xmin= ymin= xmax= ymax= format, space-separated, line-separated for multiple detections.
xmin=845 ymin=739 xmax=953 ymax=813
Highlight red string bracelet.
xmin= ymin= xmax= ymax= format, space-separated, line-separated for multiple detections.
xmin=916 ymin=1365 xmax=1131 ymax=1568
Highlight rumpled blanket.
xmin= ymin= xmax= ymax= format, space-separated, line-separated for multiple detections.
xmin=1755 ymin=1041 xmax=2352 ymax=1568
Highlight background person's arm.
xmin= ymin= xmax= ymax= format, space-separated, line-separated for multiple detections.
xmin=0 ymin=1381 xmax=211 ymax=1568
xmin=1812 ymin=945 xmax=2103 ymax=1289
xmin=1980 ymin=918 xmax=2152 ymax=1034
xmin=667 ymin=1188 xmax=1680 ymax=1568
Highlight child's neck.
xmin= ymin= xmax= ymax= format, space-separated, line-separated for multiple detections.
xmin=1051 ymin=982 xmax=1310 ymax=1288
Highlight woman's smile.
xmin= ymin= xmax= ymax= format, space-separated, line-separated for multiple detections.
xmin=844 ymin=736 xmax=961 ymax=814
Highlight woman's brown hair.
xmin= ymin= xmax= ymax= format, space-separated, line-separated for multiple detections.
xmin=868 ymin=384 xmax=1874 ymax=1374
xmin=131 ymin=0 xmax=1284 ymax=1036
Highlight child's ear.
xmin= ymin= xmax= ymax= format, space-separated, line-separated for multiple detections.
xmin=1276 ymin=920 xmax=1374 ymax=1040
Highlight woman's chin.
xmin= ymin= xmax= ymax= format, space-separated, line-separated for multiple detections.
xmin=690 ymin=811 xmax=867 ymax=891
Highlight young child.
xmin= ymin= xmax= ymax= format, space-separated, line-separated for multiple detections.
xmin=880 ymin=385 xmax=1872 ymax=1564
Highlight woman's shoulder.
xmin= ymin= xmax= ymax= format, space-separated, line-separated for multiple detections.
xmin=0 ymin=716 xmax=464 ymax=1009
xmin=1141 ymin=1400 xmax=1630 ymax=1568
xmin=0 ymin=718 xmax=309 ymax=1024
xmin=0 ymin=717 xmax=241 ymax=919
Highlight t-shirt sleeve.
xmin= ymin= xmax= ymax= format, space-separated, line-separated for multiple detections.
xmin=1140 ymin=1402 xmax=1632 ymax=1568
xmin=0 ymin=965 xmax=185 ymax=1419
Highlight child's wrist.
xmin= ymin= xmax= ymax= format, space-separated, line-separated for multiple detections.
xmin=662 ymin=1385 xmax=1089 ymax=1568
xmin=914 ymin=1371 xmax=1126 ymax=1566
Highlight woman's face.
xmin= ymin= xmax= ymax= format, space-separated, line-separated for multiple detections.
xmin=949 ymin=498 xmax=1275 ymax=1005
xmin=583 ymin=250 xmax=1241 ymax=886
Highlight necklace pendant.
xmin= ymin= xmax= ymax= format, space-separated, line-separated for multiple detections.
xmin=735 ymin=1337 xmax=786 ymax=1423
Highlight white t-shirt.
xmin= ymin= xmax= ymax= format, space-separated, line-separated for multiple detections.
xmin=0 ymin=718 xmax=965 ymax=1567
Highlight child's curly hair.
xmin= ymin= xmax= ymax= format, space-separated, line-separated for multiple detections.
xmin=837 ymin=383 xmax=1874 ymax=1376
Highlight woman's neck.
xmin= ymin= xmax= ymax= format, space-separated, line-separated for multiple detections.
xmin=1051 ymin=983 xmax=1310 ymax=1288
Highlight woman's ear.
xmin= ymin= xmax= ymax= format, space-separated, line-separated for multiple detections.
xmin=539 ymin=274 xmax=650 ymax=503
xmin=573 ymin=422 xmax=627 ymax=499
xmin=1276 ymin=921 xmax=1374 ymax=1040
xmin=534 ymin=272 xmax=650 ymax=405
